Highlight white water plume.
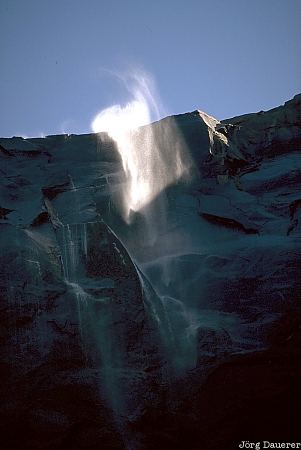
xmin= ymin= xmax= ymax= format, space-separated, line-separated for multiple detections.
xmin=91 ymin=70 xmax=191 ymax=223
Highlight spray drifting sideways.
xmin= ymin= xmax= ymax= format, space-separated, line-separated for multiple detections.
xmin=91 ymin=71 xmax=191 ymax=222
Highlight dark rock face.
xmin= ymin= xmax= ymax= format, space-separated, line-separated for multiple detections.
xmin=0 ymin=94 xmax=301 ymax=449
xmin=0 ymin=220 xmax=165 ymax=449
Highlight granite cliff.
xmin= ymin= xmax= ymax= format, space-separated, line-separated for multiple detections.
xmin=0 ymin=94 xmax=301 ymax=449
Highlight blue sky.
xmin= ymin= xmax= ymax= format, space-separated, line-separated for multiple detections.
xmin=1 ymin=0 xmax=300 ymax=137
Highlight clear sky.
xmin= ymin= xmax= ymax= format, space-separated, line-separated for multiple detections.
xmin=1 ymin=0 xmax=300 ymax=137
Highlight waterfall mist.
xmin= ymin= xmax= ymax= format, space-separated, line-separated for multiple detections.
xmin=91 ymin=70 xmax=192 ymax=229
xmin=90 ymin=69 xmax=201 ymax=374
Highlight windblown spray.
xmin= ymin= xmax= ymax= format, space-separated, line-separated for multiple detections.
xmin=91 ymin=70 xmax=191 ymax=224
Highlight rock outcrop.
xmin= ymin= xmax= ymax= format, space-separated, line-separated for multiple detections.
xmin=0 ymin=94 xmax=300 ymax=449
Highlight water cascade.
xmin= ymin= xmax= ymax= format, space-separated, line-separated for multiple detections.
xmin=92 ymin=72 xmax=199 ymax=372
xmin=56 ymin=216 xmax=166 ymax=450
xmin=91 ymin=73 xmax=191 ymax=226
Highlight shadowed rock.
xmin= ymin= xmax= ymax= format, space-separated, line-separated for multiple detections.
xmin=0 ymin=94 xmax=301 ymax=449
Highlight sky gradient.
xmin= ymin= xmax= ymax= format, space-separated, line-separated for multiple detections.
xmin=1 ymin=0 xmax=300 ymax=137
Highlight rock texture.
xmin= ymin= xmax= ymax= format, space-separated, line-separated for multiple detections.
xmin=0 ymin=94 xmax=301 ymax=449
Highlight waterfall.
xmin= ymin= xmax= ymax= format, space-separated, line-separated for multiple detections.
xmin=57 ymin=220 xmax=164 ymax=450
xmin=137 ymin=267 xmax=198 ymax=373
xmin=91 ymin=71 xmax=198 ymax=373
xmin=91 ymin=71 xmax=191 ymax=230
